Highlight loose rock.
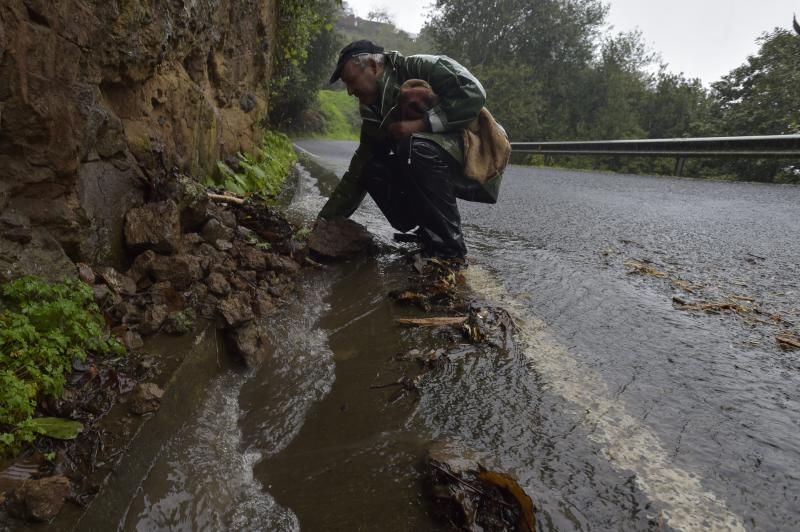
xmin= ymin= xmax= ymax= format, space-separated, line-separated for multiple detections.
xmin=129 ymin=383 xmax=165 ymax=415
xmin=6 ymin=475 xmax=71 ymax=522
xmin=217 ymin=291 xmax=255 ymax=327
xmin=308 ymin=218 xmax=373 ymax=259
xmin=229 ymin=322 xmax=271 ymax=367
xmin=124 ymin=200 xmax=182 ymax=254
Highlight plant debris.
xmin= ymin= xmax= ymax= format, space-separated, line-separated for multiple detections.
xmin=776 ymin=334 xmax=800 ymax=350
xmin=672 ymin=297 xmax=753 ymax=314
xmin=395 ymin=316 xmax=468 ymax=327
xmin=624 ymin=258 xmax=667 ymax=278
xmin=426 ymin=440 xmax=536 ymax=531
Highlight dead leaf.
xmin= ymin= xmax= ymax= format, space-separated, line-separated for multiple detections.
xmin=478 ymin=470 xmax=536 ymax=532
xmin=776 ymin=335 xmax=800 ymax=350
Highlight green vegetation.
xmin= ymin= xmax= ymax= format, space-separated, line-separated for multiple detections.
xmin=425 ymin=1 xmax=799 ymax=182
xmin=707 ymin=29 xmax=800 ymax=182
xmin=269 ymin=0 xmax=341 ymax=130
xmin=210 ymin=131 xmax=297 ymax=198
xmin=315 ymin=90 xmax=360 ymax=140
xmin=0 ymin=277 xmax=123 ymax=456
xmin=276 ymin=1 xmax=796 ymax=182
xmin=335 ymin=4 xmax=435 ymax=56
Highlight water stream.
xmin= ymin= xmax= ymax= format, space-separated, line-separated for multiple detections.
xmin=101 ymin=143 xmax=799 ymax=531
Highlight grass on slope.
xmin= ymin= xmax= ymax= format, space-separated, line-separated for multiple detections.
xmin=316 ymin=90 xmax=360 ymax=140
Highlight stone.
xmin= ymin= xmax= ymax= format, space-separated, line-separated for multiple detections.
xmin=124 ymin=200 xmax=181 ymax=254
xmin=238 ymin=246 xmax=266 ymax=270
xmin=129 ymin=383 xmax=164 ymax=415
xmin=229 ymin=322 xmax=271 ymax=367
xmin=0 ymin=0 xmax=271 ymax=271
xmin=76 ymin=262 xmax=96 ymax=284
xmin=0 ymin=210 xmax=30 ymax=230
xmin=0 ymin=227 xmax=76 ymax=283
xmin=308 ymin=218 xmax=374 ymax=260
xmin=205 ymin=272 xmax=231 ymax=296
xmin=253 ymin=288 xmax=275 ymax=317
xmin=182 ymin=232 xmax=204 ymax=246
xmin=6 ymin=476 xmax=71 ymax=522
xmin=229 ymin=274 xmax=252 ymax=291
xmin=127 ymin=250 xmax=158 ymax=283
xmin=217 ymin=291 xmax=255 ymax=327
xmin=97 ymin=266 xmax=137 ymax=296
xmin=110 ymin=302 xmax=141 ymax=325
xmin=161 ymin=309 xmax=196 ymax=335
xmin=92 ymin=284 xmax=116 ymax=306
xmin=264 ymin=253 xmax=300 ymax=274
xmin=2 ymin=226 xmax=32 ymax=244
xmin=113 ymin=325 xmax=144 ymax=349
xmin=236 ymin=225 xmax=255 ymax=239
xmin=211 ymin=206 xmax=238 ymax=228
xmin=124 ymin=330 xmax=144 ymax=350
xmin=200 ymin=218 xmax=235 ymax=246
xmin=213 ymin=239 xmax=233 ymax=251
xmin=150 ymin=254 xmax=204 ymax=290
xmin=171 ymin=174 xmax=209 ymax=231
xmin=139 ymin=304 xmax=169 ymax=336
xmin=147 ymin=281 xmax=185 ymax=310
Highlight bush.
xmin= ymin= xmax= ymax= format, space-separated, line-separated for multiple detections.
xmin=0 ymin=277 xmax=123 ymax=456
xmin=316 ymin=89 xmax=360 ymax=140
xmin=210 ymin=131 xmax=297 ymax=198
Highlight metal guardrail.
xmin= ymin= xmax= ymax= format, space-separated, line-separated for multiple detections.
xmin=510 ymin=134 xmax=800 ymax=175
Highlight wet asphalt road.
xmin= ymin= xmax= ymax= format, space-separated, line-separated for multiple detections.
xmin=294 ymin=139 xmax=800 ymax=531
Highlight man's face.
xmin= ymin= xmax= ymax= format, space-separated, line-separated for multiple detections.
xmin=340 ymin=58 xmax=380 ymax=106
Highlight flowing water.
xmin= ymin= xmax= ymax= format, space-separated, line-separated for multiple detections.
xmin=90 ymin=140 xmax=800 ymax=531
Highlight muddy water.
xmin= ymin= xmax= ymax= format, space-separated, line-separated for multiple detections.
xmin=103 ymin=142 xmax=800 ymax=531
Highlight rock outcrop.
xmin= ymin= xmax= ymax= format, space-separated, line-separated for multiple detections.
xmin=0 ymin=0 xmax=277 ymax=272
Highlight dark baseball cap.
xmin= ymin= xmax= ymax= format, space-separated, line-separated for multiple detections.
xmin=329 ymin=40 xmax=385 ymax=84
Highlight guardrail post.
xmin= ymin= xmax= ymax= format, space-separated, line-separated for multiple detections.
xmin=674 ymin=157 xmax=686 ymax=177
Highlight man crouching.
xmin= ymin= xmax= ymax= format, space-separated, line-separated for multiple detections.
xmin=318 ymin=40 xmax=504 ymax=259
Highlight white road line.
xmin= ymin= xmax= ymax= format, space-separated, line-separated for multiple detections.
xmin=465 ymin=264 xmax=746 ymax=532
xmin=293 ymin=144 xmax=319 ymax=158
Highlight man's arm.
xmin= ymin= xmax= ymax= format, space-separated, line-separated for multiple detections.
xmin=317 ymin=111 xmax=381 ymax=219
xmin=317 ymin=163 xmax=367 ymax=220
xmin=401 ymin=55 xmax=487 ymax=133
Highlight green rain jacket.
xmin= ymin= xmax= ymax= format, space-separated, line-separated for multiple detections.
xmin=318 ymin=52 xmax=487 ymax=220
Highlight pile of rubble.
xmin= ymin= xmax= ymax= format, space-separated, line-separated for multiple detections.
xmin=86 ymin=193 xmax=306 ymax=368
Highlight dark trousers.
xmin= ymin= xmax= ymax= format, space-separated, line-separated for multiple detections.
xmin=361 ymin=137 xmax=471 ymax=258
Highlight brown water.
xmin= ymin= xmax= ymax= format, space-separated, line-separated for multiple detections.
xmin=84 ymin=142 xmax=800 ymax=531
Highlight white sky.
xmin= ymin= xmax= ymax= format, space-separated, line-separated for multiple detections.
xmin=342 ymin=0 xmax=799 ymax=85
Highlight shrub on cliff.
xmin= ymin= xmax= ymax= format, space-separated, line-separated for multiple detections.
xmin=0 ymin=277 xmax=124 ymax=456
xmin=210 ymin=131 xmax=297 ymax=198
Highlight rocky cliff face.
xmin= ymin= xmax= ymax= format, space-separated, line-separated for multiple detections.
xmin=0 ymin=0 xmax=276 ymax=275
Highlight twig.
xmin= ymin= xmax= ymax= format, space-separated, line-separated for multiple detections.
xmin=776 ymin=335 xmax=800 ymax=349
xmin=370 ymin=378 xmax=405 ymax=389
xmin=430 ymin=463 xmax=514 ymax=509
xmin=207 ymin=192 xmax=245 ymax=204
xmin=395 ymin=316 xmax=468 ymax=327
xmin=304 ymin=257 xmax=325 ymax=268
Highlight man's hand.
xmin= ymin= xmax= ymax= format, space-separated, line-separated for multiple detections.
xmin=388 ymin=118 xmax=428 ymax=140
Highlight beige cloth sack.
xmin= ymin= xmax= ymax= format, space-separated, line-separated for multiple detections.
xmin=462 ymin=107 xmax=511 ymax=183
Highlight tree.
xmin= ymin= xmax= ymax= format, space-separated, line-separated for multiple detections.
xmin=709 ymin=28 xmax=800 ymax=182
xmin=711 ymin=28 xmax=800 ymax=136
xmin=425 ymin=0 xmax=607 ymax=140
xmin=269 ymin=0 xmax=342 ymax=129
xmin=366 ymin=8 xmax=394 ymax=25
xmin=642 ymin=70 xmax=711 ymax=139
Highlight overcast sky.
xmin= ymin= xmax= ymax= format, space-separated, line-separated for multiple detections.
xmin=342 ymin=0 xmax=798 ymax=85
